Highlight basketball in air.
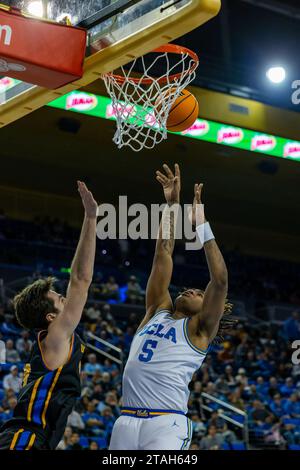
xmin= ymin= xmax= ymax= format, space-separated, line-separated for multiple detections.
xmin=155 ymin=88 xmax=199 ymax=133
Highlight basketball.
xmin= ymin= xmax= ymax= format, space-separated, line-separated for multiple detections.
xmin=156 ymin=88 xmax=199 ymax=133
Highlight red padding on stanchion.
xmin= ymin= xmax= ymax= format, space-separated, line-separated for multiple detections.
xmin=0 ymin=7 xmax=87 ymax=89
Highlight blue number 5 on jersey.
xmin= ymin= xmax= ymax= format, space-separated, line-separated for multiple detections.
xmin=138 ymin=340 xmax=158 ymax=362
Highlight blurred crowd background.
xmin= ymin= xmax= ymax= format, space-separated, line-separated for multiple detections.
xmin=0 ymin=214 xmax=300 ymax=450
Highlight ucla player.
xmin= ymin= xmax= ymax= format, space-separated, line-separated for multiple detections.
xmin=0 ymin=182 xmax=98 ymax=450
xmin=110 ymin=164 xmax=234 ymax=450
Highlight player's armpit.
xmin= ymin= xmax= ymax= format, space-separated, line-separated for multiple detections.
xmin=187 ymin=315 xmax=211 ymax=351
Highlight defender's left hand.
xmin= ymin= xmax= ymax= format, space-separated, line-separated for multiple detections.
xmin=77 ymin=181 xmax=98 ymax=219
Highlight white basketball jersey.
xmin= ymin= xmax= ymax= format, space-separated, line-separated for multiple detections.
xmin=122 ymin=309 xmax=207 ymax=413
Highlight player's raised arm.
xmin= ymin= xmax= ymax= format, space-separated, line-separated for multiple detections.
xmin=189 ymin=183 xmax=229 ymax=344
xmin=142 ymin=164 xmax=181 ymax=323
xmin=47 ymin=181 xmax=98 ymax=343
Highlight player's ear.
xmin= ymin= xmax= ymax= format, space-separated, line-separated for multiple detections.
xmin=45 ymin=312 xmax=57 ymax=323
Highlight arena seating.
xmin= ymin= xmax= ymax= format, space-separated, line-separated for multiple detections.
xmin=0 ymin=216 xmax=299 ymax=449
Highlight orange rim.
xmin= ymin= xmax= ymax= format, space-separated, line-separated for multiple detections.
xmin=105 ymin=44 xmax=199 ymax=85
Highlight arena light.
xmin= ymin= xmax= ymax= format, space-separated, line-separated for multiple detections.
xmin=26 ymin=1 xmax=44 ymax=18
xmin=266 ymin=66 xmax=286 ymax=84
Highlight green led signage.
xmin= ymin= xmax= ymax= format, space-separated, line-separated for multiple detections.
xmin=47 ymin=91 xmax=300 ymax=162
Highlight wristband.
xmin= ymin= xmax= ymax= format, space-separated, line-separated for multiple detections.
xmin=196 ymin=222 xmax=215 ymax=246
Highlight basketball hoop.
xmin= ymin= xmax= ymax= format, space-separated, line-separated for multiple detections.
xmin=102 ymin=44 xmax=199 ymax=152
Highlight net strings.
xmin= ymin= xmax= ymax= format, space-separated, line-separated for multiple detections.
xmin=102 ymin=51 xmax=198 ymax=152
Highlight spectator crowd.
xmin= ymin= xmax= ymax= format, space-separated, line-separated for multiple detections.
xmin=0 ymin=293 xmax=299 ymax=450
xmin=0 ymin=214 xmax=300 ymax=450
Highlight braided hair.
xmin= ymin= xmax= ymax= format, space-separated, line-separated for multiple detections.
xmin=212 ymin=300 xmax=238 ymax=345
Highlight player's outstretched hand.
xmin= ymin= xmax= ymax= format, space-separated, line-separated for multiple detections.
xmin=188 ymin=183 xmax=206 ymax=227
xmin=156 ymin=163 xmax=181 ymax=205
xmin=77 ymin=181 xmax=98 ymax=219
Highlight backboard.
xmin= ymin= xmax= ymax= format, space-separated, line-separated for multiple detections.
xmin=0 ymin=0 xmax=221 ymax=127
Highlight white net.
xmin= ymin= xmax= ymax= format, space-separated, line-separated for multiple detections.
xmin=102 ymin=46 xmax=198 ymax=152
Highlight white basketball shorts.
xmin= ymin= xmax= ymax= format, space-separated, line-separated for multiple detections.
xmin=109 ymin=410 xmax=193 ymax=450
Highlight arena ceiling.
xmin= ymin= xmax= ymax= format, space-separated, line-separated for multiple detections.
xmin=175 ymin=0 xmax=300 ymax=110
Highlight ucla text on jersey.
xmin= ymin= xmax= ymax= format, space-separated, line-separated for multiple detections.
xmin=122 ymin=310 xmax=208 ymax=414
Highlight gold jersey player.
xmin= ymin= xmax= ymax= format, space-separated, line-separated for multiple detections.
xmin=110 ymin=164 xmax=234 ymax=450
xmin=0 ymin=182 xmax=98 ymax=450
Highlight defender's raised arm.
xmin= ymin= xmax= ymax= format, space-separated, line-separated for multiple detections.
xmin=44 ymin=182 xmax=98 ymax=365
xmin=51 ymin=181 xmax=97 ymax=338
